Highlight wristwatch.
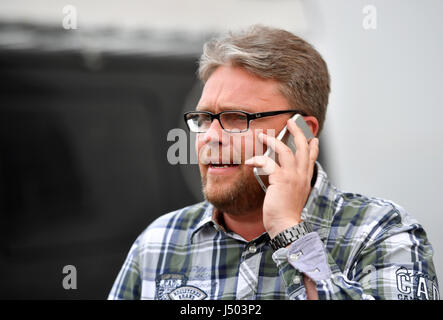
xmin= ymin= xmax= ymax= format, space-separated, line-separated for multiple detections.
xmin=269 ymin=221 xmax=312 ymax=251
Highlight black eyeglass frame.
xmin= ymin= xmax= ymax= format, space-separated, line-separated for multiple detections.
xmin=183 ymin=109 xmax=307 ymax=133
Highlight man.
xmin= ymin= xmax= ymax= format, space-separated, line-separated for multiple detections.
xmin=108 ymin=25 xmax=439 ymax=300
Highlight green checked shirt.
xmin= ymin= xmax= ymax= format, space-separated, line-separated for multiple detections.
xmin=108 ymin=162 xmax=439 ymax=300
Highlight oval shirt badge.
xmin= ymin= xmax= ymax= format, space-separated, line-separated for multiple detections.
xmin=168 ymin=285 xmax=208 ymax=300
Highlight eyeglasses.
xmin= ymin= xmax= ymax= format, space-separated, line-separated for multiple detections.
xmin=184 ymin=109 xmax=306 ymax=133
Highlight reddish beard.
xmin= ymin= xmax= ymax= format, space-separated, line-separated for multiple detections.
xmin=200 ymin=165 xmax=265 ymax=215
xmin=198 ymin=133 xmax=265 ymax=214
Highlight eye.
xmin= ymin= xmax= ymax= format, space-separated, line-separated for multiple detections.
xmin=224 ymin=112 xmax=247 ymax=121
xmin=233 ymin=114 xmax=247 ymax=120
xmin=197 ymin=117 xmax=206 ymax=126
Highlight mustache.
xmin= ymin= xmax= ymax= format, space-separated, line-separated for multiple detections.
xmin=199 ymin=144 xmax=243 ymax=165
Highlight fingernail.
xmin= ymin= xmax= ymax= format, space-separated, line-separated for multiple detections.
xmin=288 ymin=118 xmax=298 ymax=126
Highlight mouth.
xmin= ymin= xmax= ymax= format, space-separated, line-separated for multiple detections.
xmin=206 ymin=162 xmax=241 ymax=174
xmin=209 ymin=163 xmax=240 ymax=168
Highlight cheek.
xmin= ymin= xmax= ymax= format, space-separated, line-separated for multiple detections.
xmin=195 ymin=134 xmax=204 ymax=159
xmin=263 ymin=127 xmax=278 ymax=138
xmin=233 ymin=133 xmax=256 ymax=160
xmin=249 ymin=130 xmax=264 ymax=157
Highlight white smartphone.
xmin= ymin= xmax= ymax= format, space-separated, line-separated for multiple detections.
xmin=253 ymin=114 xmax=315 ymax=192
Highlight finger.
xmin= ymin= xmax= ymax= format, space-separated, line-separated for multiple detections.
xmin=307 ymin=138 xmax=319 ymax=178
xmin=286 ymin=117 xmax=310 ymax=170
xmin=244 ymin=155 xmax=279 ymax=175
xmin=257 ymin=132 xmax=296 ymax=170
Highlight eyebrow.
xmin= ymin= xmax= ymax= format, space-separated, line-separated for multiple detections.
xmin=196 ymin=105 xmax=254 ymax=113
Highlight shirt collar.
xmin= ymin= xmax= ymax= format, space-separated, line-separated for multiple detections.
xmin=190 ymin=202 xmax=217 ymax=244
xmin=303 ymin=162 xmax=336 ymax=240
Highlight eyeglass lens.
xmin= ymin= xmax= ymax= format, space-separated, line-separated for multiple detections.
xmin=187 ymin=112 xmax=248 ymax=133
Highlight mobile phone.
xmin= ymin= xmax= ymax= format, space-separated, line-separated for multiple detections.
xmin=253 ymin=114 xmax=315 ymax=192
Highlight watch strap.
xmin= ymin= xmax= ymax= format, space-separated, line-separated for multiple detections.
xmin=269 ymin=221 xmax=312 ymax=251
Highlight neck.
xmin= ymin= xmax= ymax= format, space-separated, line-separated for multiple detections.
xmin=222 ymin=208 xmax=266 ymax=242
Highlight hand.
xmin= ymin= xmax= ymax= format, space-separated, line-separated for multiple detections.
xmin=244 ymin=118 xmax=319 ymax=239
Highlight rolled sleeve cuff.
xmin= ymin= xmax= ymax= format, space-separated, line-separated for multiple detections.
xmin=286 ymin=232 xmax=332 ymax=282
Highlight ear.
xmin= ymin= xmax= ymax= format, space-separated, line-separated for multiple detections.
xmin=303 ymin=116 xmax=319 ymax=137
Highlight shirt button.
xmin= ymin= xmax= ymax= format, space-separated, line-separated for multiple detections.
xmin=289 ymin=251 xmax=303 ymax=262
xmin=248 ymin=245 xmax=257 ymax=254
xmin=292 ymin=276 xmax=301 ymax=285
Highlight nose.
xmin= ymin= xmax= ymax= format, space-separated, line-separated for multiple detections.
xmin=201 ymin=117 xmax=226 ymax=145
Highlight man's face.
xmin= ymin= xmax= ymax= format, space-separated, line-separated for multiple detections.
xmin=196 ymin=65 xmax=293 ymax=215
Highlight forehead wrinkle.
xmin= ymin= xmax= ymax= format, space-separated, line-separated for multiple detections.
xmin=197 ymin=66 xmax=288 ymax=113
xmin=198 ymin=90 xmax=277 ymax=112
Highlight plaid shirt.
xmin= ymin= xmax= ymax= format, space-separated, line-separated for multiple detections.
xmin=108 ymin=162 xmax=439 ymax=300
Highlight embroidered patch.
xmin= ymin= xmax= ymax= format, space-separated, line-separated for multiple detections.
xmin=395 ymin=267 xmax=439 ymax=300
xmin=168 ymin=285 xmax=208 ymax=300
xmin=155 ymin=274 xmax=187 ymax=300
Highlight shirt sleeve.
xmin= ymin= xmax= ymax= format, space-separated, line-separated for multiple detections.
xmin=272 ymin=219 xmax=439 ymax=300
xmin=107 ymin=236 xmax=142 ymax=300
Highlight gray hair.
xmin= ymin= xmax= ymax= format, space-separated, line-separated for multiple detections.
xmin=198 ymin=25 xmax=330 ymax=135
